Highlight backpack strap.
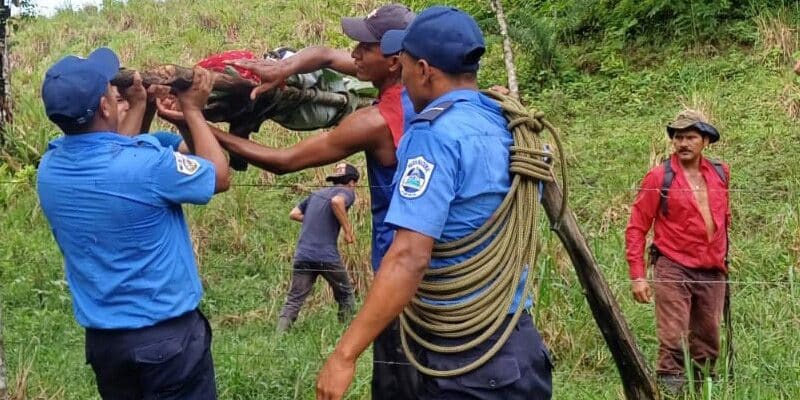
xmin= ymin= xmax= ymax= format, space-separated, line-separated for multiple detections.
xmin=659 ymin=158 xmax=728 ymax=216
xmin=659 ymin=159 xmax=674 ymax=216
xmin=708 ymin=158 xmax=728 ymax=185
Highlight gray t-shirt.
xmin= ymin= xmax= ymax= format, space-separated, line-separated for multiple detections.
xmin=293 ymin=186 xmax=356 ymax=264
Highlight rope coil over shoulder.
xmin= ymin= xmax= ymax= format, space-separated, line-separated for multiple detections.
xmin=399 ymin=91 xmax=568 ymax=377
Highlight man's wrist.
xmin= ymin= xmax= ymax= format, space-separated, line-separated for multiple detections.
xmin=181 ymin=104 xmax=204 ymax=113
xmin=333 ymin=343 xmax=358 ymax=364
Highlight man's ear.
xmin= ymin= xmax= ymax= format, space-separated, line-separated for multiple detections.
xmin=387 ymin=54 xmax=402 ymax=73
xmin=98 ymin=95 xmax=112 ymax=119
xmin=418 ymin=58 xmax=432 ymax=84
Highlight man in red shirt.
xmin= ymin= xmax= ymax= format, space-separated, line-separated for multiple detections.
xmin=625 ymin=110 xmax=731 ymax=394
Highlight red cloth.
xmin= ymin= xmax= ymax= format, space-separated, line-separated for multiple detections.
xmin=625 ymin=154 xmax=731 ymax=280
xmin=375 ymin=84 xmax=405 ymax=148
xmin=196 ymin=50 xmax=261 ymax=83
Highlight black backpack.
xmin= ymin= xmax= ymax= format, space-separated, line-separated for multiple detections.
xmin=659 ymin=158 xmax=727 ymax=216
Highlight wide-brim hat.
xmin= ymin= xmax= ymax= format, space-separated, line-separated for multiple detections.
xmin=666 ymin=109 xmax=720 ymax=143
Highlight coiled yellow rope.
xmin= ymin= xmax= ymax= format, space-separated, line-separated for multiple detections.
xmin=399 ymin=90 xmax=568 ymax=377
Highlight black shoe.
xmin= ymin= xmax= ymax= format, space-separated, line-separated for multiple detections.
xmin=277 ymin=316 xmax=292 ymax=333
xmin=658 ymin=374 xmax=686 ymax=397
xmin=337 ymin=302 xmax=355 ymax=323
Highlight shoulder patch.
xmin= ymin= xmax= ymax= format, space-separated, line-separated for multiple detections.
xmin=399 ymin=156 xmax=435 ymax=199
xmin=412 ymin=101 xmax=455 ymax=123
xmin=174 ymin=152 xmax=200 ymax=176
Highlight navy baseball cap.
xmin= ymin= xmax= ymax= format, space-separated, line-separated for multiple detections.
xmin=380 ymin=6 xmax=485 ymax=73
xmin=341 ymin=4 xmax=415 ymax=43
xmin=41 ymin=47 xmax=120 ymax=125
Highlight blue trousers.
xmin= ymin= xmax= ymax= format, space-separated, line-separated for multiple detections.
xmin=372 ymin=318 xmax=421 ymax=399
xmin=414 ymin=312 xmax=553 ymax=400
xmin=84 ymin=309 xmax=216 ymax=400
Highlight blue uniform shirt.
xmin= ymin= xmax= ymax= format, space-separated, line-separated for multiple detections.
xmin=37 ymin=132 xmax=216 ymax=329
xmin=385 ymin=89 xmax=530 ymax=312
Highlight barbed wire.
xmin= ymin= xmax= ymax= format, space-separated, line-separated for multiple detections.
xmin=1 ymin=179 xmax=798 ymax=195
xmin=3 ymin=257 xmax=796 ymax=285
xmin=3 ymin=336 xmax=800 ymax=384
xmin=198 ymin=264 xmax=798 ymax=286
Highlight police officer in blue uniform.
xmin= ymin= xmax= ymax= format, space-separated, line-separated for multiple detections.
xmin=316 ymin=7 xmax=552 ymax=400
xmin=36 ymin=48 xmax=230 ymax=399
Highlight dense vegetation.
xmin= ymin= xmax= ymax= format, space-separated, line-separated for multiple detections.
xmin=1 ymin=1 xmax=799 ymax=399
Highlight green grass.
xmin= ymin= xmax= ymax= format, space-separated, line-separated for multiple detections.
xmin=2 ymin=0 xmax=800 ymax=399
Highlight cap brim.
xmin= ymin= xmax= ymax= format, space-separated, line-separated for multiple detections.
xmin=341 ymin=17 xmax=379 ymax=43
xmin=380 ymin=29 xmax=407 ymax=55
xmin=666 ymin=121 xmax=720 ymax=143
xmin=87 ymin=47 xmax=120 ymax=80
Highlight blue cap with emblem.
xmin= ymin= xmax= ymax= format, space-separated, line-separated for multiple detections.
xmin=41 ymin=47 xmax=120 ymax=126
xmin=380 ymin=6 xmax=485 ymax=74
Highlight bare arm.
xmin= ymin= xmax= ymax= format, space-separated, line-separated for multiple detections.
xmin=118 ymin=72 xmax=148 ymax=136
xmin=211 ymin=106 xmax=390 ymax=174
xmin=331 ymin=195 xmax=354 ymax=244
xmin=229 ymin=46 xmax=356 ymax=99
xmin=177 ymin=68 xmax=231 ymax=193
xmin=276 ymin=46 xmax=357 ymax=76
xmin=289 ymin=206 xmax=304 ymax=222
xmin=316 ymin=229 xmax=433 ymax=399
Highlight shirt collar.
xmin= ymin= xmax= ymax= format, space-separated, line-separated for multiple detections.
xmin=669 ymin=153 xmax=717 ymax=175
xmin=59 ymin=131 xmax=131 ymax=146
xmin=421 ymin=89 xmax=481 ymax=113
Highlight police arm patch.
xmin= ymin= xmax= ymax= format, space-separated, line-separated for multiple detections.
xmin=399 ymin=156 xmax=435 ymax=199
xmin=174 ymin=152 xmax=200 ymax=175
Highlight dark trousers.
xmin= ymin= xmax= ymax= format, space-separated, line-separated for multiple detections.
xmin=414 ymin=312 xmax=552 ymax=400
xmin=84 ymin=309 xmax=216 ymax=400
xmin=654 ymin=256 xmax=726 ymax=377
xmin=371 ymin=318 xmax=421 ymax=399
xmin=279 ymin=261 xmax=355 ymax=322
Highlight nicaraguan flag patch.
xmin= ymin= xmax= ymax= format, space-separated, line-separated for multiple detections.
xmin=399 ymin=156 xmax=435 ymax=199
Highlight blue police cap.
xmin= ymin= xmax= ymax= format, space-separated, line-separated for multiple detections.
xmin=380 ymin=6 xmax=485 ymax=74
xmin=41 ymin=47 xmax=120 ymax=126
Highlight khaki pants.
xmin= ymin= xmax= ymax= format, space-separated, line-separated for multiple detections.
xmin=654 ymin=257 xmax=726 ymax=377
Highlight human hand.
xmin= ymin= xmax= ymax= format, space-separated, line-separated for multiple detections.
xmin=146 ymin=84 xmax=173 ymax=103
xmin=489 ymin=85 xmax=511 ymax=96
xmin=631 ymin=279 xmax=652 ymax=303
xmin=316 ymin=350 xmax=356 ymax=400
xmin=226 ymin=58 xmax=287 ymax=100
xmin=123 ymin=71 xmax=148 ymax=108
xmin=156 ymin=95 xmax=186 ymax=127
xmin=176 ymin=66 xmax=213 ymax=112
xmin=344 ymin=230 xmax=355 ymax=245
xmin=794 ymin=59 xmax=800 ymax=75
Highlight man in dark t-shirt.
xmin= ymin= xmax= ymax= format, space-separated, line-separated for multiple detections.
xmin=278 ymin=163 xmax=360 ymax=332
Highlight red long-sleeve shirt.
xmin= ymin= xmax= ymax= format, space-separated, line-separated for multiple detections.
xmin=625 ymin=155 xmax=731 ymax=280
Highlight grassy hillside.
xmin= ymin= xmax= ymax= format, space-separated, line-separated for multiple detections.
xmin=2 ymin=0 xmax=800 ymax=399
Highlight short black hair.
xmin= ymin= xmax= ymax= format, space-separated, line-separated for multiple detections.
xmin=330 ymin=175 xmax=358 ymax=185
xmin=50 ymin=114 xmax=93 ymax=135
